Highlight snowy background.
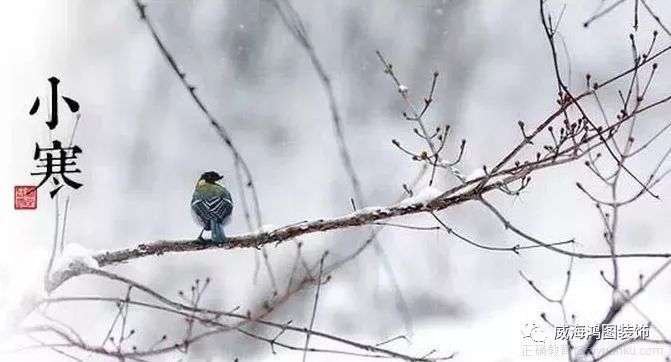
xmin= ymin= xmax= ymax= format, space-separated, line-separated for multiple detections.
xmin=3 ymin=0 xmax=671 ymax=361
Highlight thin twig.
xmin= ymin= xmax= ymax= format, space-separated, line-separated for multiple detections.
xmin=302 ymin=253 xmax=327 ymax=362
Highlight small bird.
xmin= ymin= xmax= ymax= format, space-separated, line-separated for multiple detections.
xmin=191 ymin=171 xmax=233 ymax=243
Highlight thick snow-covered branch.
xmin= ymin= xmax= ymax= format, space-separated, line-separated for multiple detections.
xmin=38 ymin=182 xmax=486 ymax=293
xmin=93 ymin=183 xmax=489 ymax=268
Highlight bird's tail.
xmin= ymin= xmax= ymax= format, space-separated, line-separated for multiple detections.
xmin=210 ymin=220 xmax=227 ymax=243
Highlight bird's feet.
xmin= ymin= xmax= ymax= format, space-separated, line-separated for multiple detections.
xmin=195 ymin=228 xmax=227 ymax=244
xmin=211 ymin=235 xmax=228 ymax=244
xmin=196 ymin=228 xmax=206 ymax=243
xmin=196 ymin=234 xmax=227 ymax=244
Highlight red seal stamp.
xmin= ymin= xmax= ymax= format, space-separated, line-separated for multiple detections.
xmin=14 ymin=186 xmax=37 ymax=210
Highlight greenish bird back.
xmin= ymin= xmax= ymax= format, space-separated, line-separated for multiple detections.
xmin=194 ymin=182 xmax=230 ymax=200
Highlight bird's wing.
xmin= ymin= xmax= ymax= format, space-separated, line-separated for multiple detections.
xmin=191 ymin=195 xmax=232 ymax=221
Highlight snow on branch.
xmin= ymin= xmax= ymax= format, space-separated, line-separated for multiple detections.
xmin=93 ymin=183 xmax=486 ymax=268
xmin=47 ymin=243 xmax=99 ymax=292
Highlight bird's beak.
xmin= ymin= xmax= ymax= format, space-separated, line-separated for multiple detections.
xmin=215 ymin=175 xmax=223 ymax=181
